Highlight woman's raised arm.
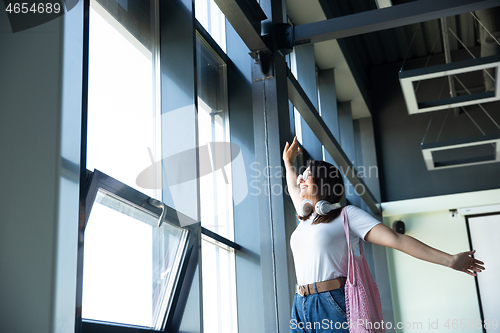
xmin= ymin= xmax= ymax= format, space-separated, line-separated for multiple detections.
xmin=364 ymin=223 xmax=485 ymax=276
xmin=283 ymin=136 xmax=303 ymax=214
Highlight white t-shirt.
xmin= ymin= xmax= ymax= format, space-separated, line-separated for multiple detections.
xmin=290 ymin=205 xmax=381 ymax=286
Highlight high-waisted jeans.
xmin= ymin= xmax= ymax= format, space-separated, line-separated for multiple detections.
xmin=290 ymin=286 xmax=349 ymax=333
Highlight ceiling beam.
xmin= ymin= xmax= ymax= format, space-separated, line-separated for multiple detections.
xmin=213 ymin=0 xmax=269 ymax=54
xmin=294 ymin=0 xmax=500 ymax=45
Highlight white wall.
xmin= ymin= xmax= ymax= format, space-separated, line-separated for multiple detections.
xmin=381 ymin=189 xmax=500 ymax=332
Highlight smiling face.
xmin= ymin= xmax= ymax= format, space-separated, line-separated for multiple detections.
xmin=296 ymin=160 xmax=346 ymax=223
xmin=298 ymin=167 xmax=318 ymax=203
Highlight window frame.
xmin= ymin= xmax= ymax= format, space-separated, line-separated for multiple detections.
xmin=78 ymin=0 xmax=242 ymax=331
xmin=195 ymin=19 xmax=238 ymax=249
xmin=195 ymin=21 xmax=241 ymax=333
xmin=81 ymin=169 xmax=199 ymax=332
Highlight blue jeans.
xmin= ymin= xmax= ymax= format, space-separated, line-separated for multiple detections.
xmin=290 ymin=286 xmax=349 ymax=333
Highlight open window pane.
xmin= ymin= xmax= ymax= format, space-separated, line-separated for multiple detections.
xmin=82 ymin=187 xmax=188 ymax=330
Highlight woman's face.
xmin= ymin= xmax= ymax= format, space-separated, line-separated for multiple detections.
xmin=298 ymin=167 xmax=317 ymax=202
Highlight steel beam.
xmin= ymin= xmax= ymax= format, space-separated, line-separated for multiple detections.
xmin=212 ymin=0 xmax=269 ymax=54
xmin=286 ymin=67 xmax=381 ymax=216
xmin=294 ymin=0 xmax=500 ymax=45
xmin=252 ymin=56 xmax=298 ymax=332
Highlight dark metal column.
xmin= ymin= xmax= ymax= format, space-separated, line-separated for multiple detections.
xmin=318 ymin=68 xmax=340 ymax=161
xmin=251 ymin=0 xmax=298 ymax=331
xmin=252 ymin=55 xmax=297 ymax=333
xmin=338 ymin=101 xmax=361 ymax=207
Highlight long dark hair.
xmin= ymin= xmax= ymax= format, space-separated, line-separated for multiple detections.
xmin=297 ymin=160 xmax=345 ymax=224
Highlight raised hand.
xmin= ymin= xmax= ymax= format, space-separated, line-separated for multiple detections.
xmin=449 ymin=250 xmax=485 ymax=276
xmin=283 ymin=136 xmax=301 ymax=165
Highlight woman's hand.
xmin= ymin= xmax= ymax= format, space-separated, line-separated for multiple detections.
xmin=448 ymin=250 xmax=485 ymax=276
xmin=282 ymin=136 xmax=303 ymax=213
xmin=283 ymin=136 xmax=301 ymax=165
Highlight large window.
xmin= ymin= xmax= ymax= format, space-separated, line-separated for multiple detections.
xmin=82 ymin=0 xmax=240 ymax=331
xmin=197 ymin=34 xmax=238 ymax=333
xmin=195 ymin=0 xmax=226 ymax=52
xmin=86 ymin=0 xmax=161 ymax=200
xmin=82 ymin=0 xmax=178 ymax=330
xmin=290 ymin=51 xmax=303 ymax=144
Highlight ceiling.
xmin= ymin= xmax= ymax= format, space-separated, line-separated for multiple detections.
xmin=287 ymin=0 xmax=371 ymax=118
xmin=286 ymin=0 xmax=499 ymax=119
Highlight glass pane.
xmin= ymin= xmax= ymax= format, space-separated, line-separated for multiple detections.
xmin=86 ymin=0 xmax=161 ymax=199
xmin=197 ymin=36 xmax=234 ymax=242
xmin=290 ymin=52 xmax=303 ymax=144
xmin=195 ymin=0 xmax=226 ymax=52
xmin=201 ymin=238 xmax=238 ymax=333
xmin=82 ymin=189 xmax=188 ymax=329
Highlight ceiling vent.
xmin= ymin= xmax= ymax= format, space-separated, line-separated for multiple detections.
xmin=399 ymin=8 xmax=500 ymax=171
xmin=421 ymin=133 xmax=500 ymax=170
xmin=399 ymin=54 xmax=500 ymax=114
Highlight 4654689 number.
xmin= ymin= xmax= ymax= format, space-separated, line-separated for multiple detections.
xmin=443 ymin=319 xmax=498 ymax=330
xmin=5 ymin=2 xmax=61 ymax=14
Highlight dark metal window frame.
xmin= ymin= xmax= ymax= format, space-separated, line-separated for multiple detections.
xmin=81 ymin=169 xmax=200 ymax=332
xmin=194 ymin=19 xmax=241 ymax=252
xmin=464 ymin=211 xmax=500 ymax=333
xmin=195 ymin=19 xmax=232 ymax=68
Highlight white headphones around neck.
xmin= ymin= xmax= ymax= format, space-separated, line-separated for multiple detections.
xmin=298 ymin=199 xmax=342 ymax=217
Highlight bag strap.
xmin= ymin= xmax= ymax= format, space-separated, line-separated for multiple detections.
xmin=341 ymin=208 xmax=352 ymax=251
xmin=342 ymin=207 xmax=363 ymax=285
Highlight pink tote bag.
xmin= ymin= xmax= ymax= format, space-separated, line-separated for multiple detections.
xmin=341 ymin=208 xmax=385 ymax=333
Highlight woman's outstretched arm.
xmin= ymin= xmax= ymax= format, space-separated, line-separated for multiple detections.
xmin=282 ymin=136 xmax=303 ymax=214
xmin=364 ymin=223 xmax=485 ymax=276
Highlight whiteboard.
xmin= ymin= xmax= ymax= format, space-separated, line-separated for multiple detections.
xmin=467 ymin=213 xmax=500 ymax=333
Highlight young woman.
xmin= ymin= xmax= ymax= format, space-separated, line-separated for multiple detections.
xmin=283 ymin=136 xmax=485 ymax=333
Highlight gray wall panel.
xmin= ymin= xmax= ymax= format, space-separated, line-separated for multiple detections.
xmin=339 ymin=101 xmax=361 ymax=207
xmin=295 ymin=44 xmax=323 ymax=161
xmin=226 ymin=20 xmax=266 ymax=333
xmin=0 ymin=2 xmax=83 ymax=332
xmin=318 ymin=69 xmax=340 ymax=141
xmin=357 ymin=117 xmax=381 ymax=203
